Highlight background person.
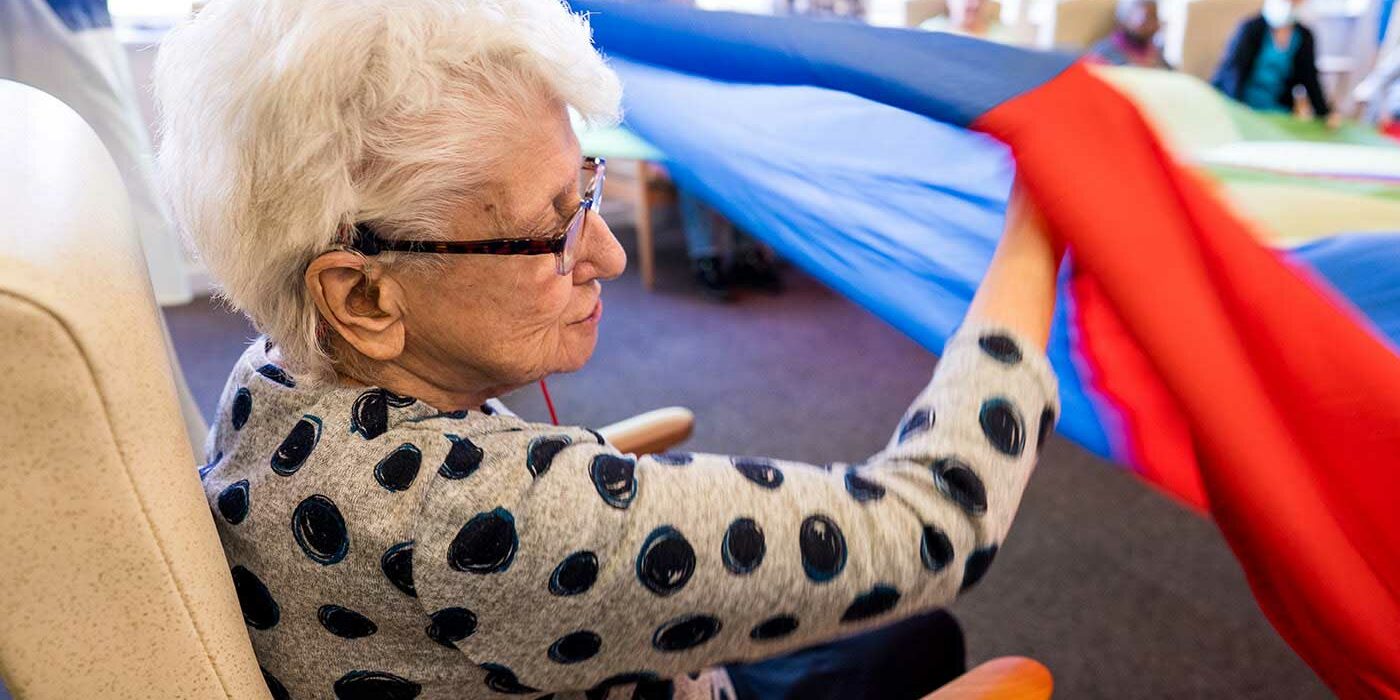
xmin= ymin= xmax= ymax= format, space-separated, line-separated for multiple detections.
xmin=1210 ymin=0 xmax=1335 ymax=124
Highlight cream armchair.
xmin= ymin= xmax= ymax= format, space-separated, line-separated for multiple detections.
xmin=0 ymin=79 xmax=1045 ymax=700
xmin=0 ymin=78 xmax=271 ymax=699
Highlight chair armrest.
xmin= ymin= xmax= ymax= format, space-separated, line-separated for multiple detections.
xmin=922 ymin=657 xmax=1053 ymax=700
xmin=596 ymin=407 xmax=695 ymax=455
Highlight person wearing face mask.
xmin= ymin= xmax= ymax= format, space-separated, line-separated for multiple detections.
xmin=1211 ymin=0 xmax=1336 ymax=125
xmin=1087 ymin=0 xmax=1171 ymax=68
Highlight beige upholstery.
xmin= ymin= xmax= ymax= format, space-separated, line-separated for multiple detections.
xmin=905 ymin=0 xmax=948 ymax=25
xmin=1032 ymin=0 xmax=1118 ymax=49
xmin=1165 ymin=0 xmax=1263 ymax=79
xmin=0 ymin=80 xmax=270 ymax=699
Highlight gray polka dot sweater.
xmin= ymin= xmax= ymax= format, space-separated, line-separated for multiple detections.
xmin=200 ymin=324 xmax=1058 ymax=700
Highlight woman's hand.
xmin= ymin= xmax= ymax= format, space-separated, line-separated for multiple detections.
xmin=965 ymin=182 xmax=1061 ymax=347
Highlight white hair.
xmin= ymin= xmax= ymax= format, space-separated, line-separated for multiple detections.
xmin=154 ymin=0 xmax=621 ymax=381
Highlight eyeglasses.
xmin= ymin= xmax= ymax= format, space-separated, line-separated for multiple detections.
xmin=347 ymin=157 xmax=605 ymax=276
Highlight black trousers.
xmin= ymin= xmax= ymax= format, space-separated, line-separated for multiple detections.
xmin=725 ymin=610 xmax=967 ymax=700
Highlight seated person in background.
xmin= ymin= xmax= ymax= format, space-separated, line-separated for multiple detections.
xmin=678 ymin=189 xmax=783 ymax=301
xmin=156 ymin=0 xmax=1060 ymax=697
xmin=920 ymin=0 xmax=1016 ymax=43
xmin=1088 ymin=0 xmax=1171 ymax=69
xmin=1211 ymin=0 xmax=1335 ymax=124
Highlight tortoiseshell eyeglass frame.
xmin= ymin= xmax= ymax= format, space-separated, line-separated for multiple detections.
xmin=347 ymin=157 xmax=605 ymax=276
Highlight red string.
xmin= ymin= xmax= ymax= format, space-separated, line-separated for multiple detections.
xmin=539 ymin=379 xmax=559 ymax=426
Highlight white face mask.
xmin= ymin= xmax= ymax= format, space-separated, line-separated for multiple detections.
xmin=1262 ymin=0 xmax=1298 ymax=27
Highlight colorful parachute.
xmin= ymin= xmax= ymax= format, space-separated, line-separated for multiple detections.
xmin=572 ymin=3 xmax=1400 ymax=696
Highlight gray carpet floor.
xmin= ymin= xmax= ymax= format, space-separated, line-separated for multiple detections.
xmin=149 ymin=215 xmax=1332 ymax=700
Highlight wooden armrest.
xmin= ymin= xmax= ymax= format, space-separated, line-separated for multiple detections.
xmin=596 ymin=407 xmax=695 ymax=455
xmin=923 ymin=657 xmax=1053 ymax=700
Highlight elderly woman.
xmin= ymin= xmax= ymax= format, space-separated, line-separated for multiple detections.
xmin=156 ymin=0 xmax=1060 ymax=698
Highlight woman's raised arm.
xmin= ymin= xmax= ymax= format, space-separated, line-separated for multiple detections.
xmin=408 ymin=188 xmax=1062 ymax=697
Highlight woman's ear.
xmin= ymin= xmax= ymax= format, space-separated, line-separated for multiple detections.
xmin=305 ymin=251 xmax=407 ymax=362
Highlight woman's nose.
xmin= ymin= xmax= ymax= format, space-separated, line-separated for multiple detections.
xmin=573 ymin=210 xmax=626 ymax=282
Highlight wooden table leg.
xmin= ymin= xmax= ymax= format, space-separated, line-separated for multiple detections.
xmin=633 ymin=160 xmax=655 ymax=291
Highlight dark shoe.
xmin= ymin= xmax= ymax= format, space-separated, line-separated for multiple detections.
xmin=692 ymin=255 xmax=733 ymax=301
xmin=732 ymin=248 xmax=784 ymax=293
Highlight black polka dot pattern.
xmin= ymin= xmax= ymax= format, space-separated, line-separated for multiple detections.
xmin=411 ymin=408 xmax=468 ymax=422
xmin=425 ymin=607 xmax=478 ymax=648
xmin=897 ymin=408 xmax=934 ymax=443
xmin=841 ymin=584 xmax=901 ymax=622
xmin=527 ymin=435 xmax=572 ymax=478
xmin=291 ymin=494 xmax=349 ymax=565
xmin=230 ymin=565 xmax=279 ymax=630
xmin=548 ymin=630 xmax=602 ymax=663
xmin=652 ymin=614 xmax=722 ymax=652
xmin=920 ymin=525 xmax=955 ymax=572
xmin=374 ymin=443 xmax=422 ymax=492
xmin=978 ymin=333 xmax=1023 ymax=364
xmin=439 ymin=434 xmax=484 ymax=480
xmin=721 ymin=518 xmax=765 ymax=575
xmin=448 ymin=507 xmax=518 ymax=574
xmin=586 ymin=428 xmax=607 ymax=445
xmin=380 ymin=541 xmax=416 ymax=597
xmin=549 ymin=551 xmax=599 ymax=596
xmin=979 ymin=398 xmax=1025 ymax=457
xmin=633 ymin=679 xmax=677 ymax=700
xmin=932 ymin=457 xmax=988 ymax=516
xmin=590 ymin=454 xmax=638 ymax=509
xmin=198 ymin=451 xmax=222 ymax=481
xmin=732 ymin=457 xmax=783 ymax=489
xmin=231 ymin=388 xmax=252 ymax=431
xmin=478 ymin=403 xmax=496 ymax=415
xmin=749 ymin=615 xmax=799 ymax=641
xmin=799 ymin=514 xmax=847 ymax=583
xmin=480 ymin=663 xmax=538 ymax=694
xmin=587 ymin=672 xmax=661 ymax=700
xmin=256 ymin=363 xmax=296 ymax=388
xmin=843 ymin=471 xmax=886 ymax=502
xmin=270 ymin=415 xmax=321 ymax=476
xmin=216 ymin=479 xmax=250 ymax=525
xmin=350 ymin=388 xmax=417 ymax=440
xmin=318 ymin=604 xmax=378 ymax=639
xmin=333 ymin=670 xmax=421 ymax=700
xmin=961 ymin=545 xmax=999 ymax=592
xmin=261 ymin=667 xmax=290 ymax=700
xmin=636 ymin=526 xmax=695 ymax=596
xmin=650 ymin=452 xmax=693 ymax=466
xmin=1037 ymin=407 xmax=1056 ymax=449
